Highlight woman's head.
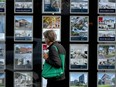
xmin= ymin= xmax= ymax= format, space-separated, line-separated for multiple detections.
xmin=43 ymin=30 xmax=57 ymax=45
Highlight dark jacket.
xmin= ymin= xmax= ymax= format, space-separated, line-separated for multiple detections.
xmin=46 ymin=41 xmax=66 ymax=81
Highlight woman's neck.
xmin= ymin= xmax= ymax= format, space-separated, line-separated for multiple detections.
xmin=48 ymin=42 xmax=54 ymax=46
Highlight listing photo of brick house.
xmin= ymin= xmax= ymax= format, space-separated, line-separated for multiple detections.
xmin=15 ymin=16 xmax=33 ymax=30
xmin=70 ymin=72 xmax=88 ymax=87
xmin=14 ymin=44 xmax=32 ymax=70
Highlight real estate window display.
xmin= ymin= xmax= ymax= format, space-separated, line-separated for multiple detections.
xmin=97 ymin=1 xmax=116 ymax=87
xmin=69 ymin=0 xmax=89 ymax=87
xmin=14 ymin=15 xmax=33 ymax=42
xmin=13 ymin=0 xmax=34 ymax=86
xmin=3 ymin=0 xmax=114 ymax=86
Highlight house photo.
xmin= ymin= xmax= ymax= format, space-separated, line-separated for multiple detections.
xmin=70 ymin=44 xmax=88 ymax=70
xmin=98 ymin=0 xmax=116 ymax=13
xmin=70 ymin=0 xmax=88 ymax=13
xmin=14 ymin=72 xmax=33 ymax=87
xmin=15 ymin=30 xmax=33 ymax=41
xmin=98 ymin=72 xmax=115 ymax=87
xmin=15 ymin=44 xmax=32 ymax=54
xmin=98 ymin=31 xmax=115 ymax=41
xmin=15 ymin=16 xmax=33 ymax=30
xmin=14 ymin=44 xmax=32 ymax=70
xmin=15 ymin=0 xmax=33 ymax=13
xmin=98 ymin=16 xmax=115 ymax=30
xmin=70 ymin=16 xmax=89 ymax=41
xmin=98 ymin=44 xmax=115 ymax=69
xmin=70 ymin=72 xmax=88 ymax=87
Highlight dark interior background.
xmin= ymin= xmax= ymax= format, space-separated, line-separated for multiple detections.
xmin=5 ymin=0 xmax=97 ymax=87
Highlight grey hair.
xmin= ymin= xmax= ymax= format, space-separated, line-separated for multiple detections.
xmin=43 ymin=30 xmax=57 ymax=42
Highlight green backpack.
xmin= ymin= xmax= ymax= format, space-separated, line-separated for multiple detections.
xmin=42 ymin=45 xmax=65 ymax=79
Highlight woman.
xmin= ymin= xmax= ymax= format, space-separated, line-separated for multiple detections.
xmin=43 ymin=30 xmax=66 ymax=87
